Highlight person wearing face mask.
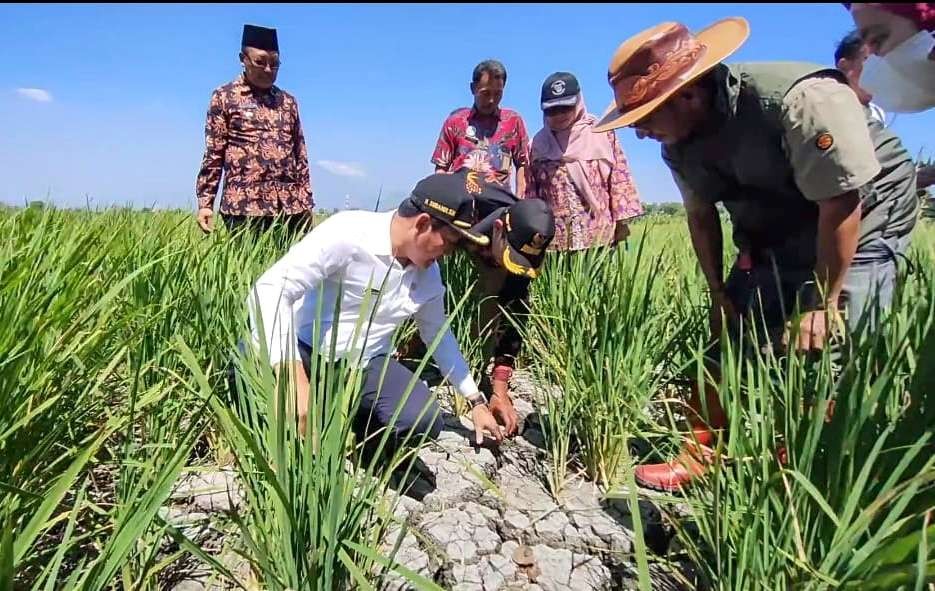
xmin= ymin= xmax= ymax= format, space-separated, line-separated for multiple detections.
xmin=846 ymin=3 xmax=935 ymax=189
xmin=834 ymin=30 xmax=888 ymax=125
xmin=527 ymin=72 xmax=643 ymax=251
xmin=845 ymin=3 xmax=935 ymax=114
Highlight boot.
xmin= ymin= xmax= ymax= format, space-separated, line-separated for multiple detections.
xmin=635 ymin=379 xmax=727 ymax=492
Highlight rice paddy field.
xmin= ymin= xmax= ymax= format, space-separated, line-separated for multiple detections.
xmin=2 ymin=204 xmax=934 ymax=590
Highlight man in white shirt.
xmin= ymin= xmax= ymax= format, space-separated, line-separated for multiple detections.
xmin=248 ymin=172 xmax=505 ymax=450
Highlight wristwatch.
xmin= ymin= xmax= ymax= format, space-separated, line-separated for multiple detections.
xmin=465 ymin=391 xmax=488 ymax=409
xmin=799 ymin=281 xmax=833 ymax=312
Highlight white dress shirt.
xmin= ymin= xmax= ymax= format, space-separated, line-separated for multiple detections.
xmin=248 ymin=209 xmax=479 ymax=397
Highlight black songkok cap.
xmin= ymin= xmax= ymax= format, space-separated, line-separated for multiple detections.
xmin=242 ymin=24 xmax=279 ymax=52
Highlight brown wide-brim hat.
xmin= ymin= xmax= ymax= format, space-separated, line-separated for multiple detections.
xmin=593 ymin=17 xmax=750 ymax=133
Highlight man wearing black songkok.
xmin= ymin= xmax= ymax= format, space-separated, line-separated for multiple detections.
xmin=195 ymin=24 xmax=314 ymax=237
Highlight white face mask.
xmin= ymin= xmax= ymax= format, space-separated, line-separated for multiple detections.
xmin=860 ymin=30 xmax=935 ymax=113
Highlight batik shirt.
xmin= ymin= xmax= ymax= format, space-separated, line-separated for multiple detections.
xmin=196 ymin=75 xmax=313 ymax=216
xmin=431 ymin=106 xmax=529 ymax=189
xmin=526 ymin=131 xmax=643 ymax=251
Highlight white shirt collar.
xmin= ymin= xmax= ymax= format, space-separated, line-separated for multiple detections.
xmin=371 ymin=210 xmax=396 ymax=257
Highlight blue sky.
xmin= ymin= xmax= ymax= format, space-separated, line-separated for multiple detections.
xmin=2 ymin=3 xmax=934 ymax=212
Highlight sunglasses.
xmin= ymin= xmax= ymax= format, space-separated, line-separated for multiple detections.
xmin=543 ymin=105 xmax=576 ymax=117
xmin=244 ymin=56 xmax=281 ymax=71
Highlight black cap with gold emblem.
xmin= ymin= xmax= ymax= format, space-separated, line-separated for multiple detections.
xmin=473 ymin=198 xmax=555 ymax=278
xmin=399 ymin=171 xmax=490 ymax=246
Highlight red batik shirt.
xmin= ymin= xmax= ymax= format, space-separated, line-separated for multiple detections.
xmin=196 ymin=75 xmax=313 ymax=216
xmin=431 ymin=107 xmax=530 ymax=188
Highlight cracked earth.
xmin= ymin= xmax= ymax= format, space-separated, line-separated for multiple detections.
xmin=162 ymin=369 xmax=684 ymax=590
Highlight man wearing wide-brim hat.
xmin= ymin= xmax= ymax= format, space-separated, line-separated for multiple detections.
xmin=594 ymin=17 xmax=918 ymax=491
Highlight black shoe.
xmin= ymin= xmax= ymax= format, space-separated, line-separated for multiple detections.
xmin=389 ymin=456 xmax=437 ymax=502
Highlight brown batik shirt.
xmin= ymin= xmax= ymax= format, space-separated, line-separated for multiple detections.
xmin=196 ymin=75 xmax=313 ymax=216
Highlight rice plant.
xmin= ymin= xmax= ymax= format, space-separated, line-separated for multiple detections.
xmin=1 ymin=208 xmax=444 ymax=590
xmin=2 ymin=203 xmax=932 ymax=590
xmin=626 ymin=226 xmax=935 ymax=590
xmin=523 ymin=221 xmax=696 ymax=491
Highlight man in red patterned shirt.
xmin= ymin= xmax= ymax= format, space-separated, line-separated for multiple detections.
xmin=432 ymin=60 xmax=530 ymax=197
xmin=195 ymin=24 xmax=314 ymax=236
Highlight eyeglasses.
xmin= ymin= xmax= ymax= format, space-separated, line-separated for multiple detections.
xmin=543 ymin=105 xmax=575 ymax=117
xmin=244 ymin=56 xmax=281 ymax=71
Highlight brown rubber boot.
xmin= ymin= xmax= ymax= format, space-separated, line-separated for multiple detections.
xmin=635 ymin=379 xmax=727 ymax=492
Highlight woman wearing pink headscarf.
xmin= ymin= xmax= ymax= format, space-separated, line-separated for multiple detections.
xmin=526 ymin=72 xmax=643 ymax=252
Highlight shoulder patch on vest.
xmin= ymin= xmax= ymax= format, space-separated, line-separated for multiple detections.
xmin=816 ymin=133 xmax=834 ymax=151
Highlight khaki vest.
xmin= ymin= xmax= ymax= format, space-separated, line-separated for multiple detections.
xmin=665 ymin=62 xmax=916 ymax=270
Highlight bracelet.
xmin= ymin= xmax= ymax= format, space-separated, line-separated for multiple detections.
xmin=492 ymin=364 xmax=513 ymax=382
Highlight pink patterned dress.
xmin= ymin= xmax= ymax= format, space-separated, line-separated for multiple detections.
xmin=526 ymin=132 xmax=642 ymax=251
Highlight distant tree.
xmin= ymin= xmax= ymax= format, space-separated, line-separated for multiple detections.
xmin=643 ymin=202 xmax=685 ymax=217
xmin=27 ymin=200 xmax=46 ymax=210
xmin=661 ymin=203 xmax=683 ymax=216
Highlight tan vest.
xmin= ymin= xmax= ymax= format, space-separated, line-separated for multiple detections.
xmin=665 ymin=62 xmax=916 ymax=270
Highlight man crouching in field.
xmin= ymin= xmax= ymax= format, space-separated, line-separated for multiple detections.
xmin=397 ymin=170 xmax=556 ymax=439
xmin=594 ymin=17 xmax=919 ymax=491
xmin=246 ymin=172 xmax=505 ymax=459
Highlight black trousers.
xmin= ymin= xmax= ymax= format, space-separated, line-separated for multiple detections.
xmin=225 ymin=342 xmax=442 ymax=455
xmin=222 ymin=211 xmax=314 ymax=239
xmin=296 ymin=342 xmax=443 ymax=449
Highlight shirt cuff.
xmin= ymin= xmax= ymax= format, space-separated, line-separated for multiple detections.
xmin=197 ymin=195 xmax=214 ymax=210
xmin=453 ymin=372 xmax=480 ymax=399
xmin=266 ymin=334 xmax=302 ymax=368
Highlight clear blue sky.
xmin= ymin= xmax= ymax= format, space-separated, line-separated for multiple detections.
xmin=2 ymin=3 xmax=933 ymax=212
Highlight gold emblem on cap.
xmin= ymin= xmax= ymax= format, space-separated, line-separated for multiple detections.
xmin=465 ymin=171 xmax=483 ymax=195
